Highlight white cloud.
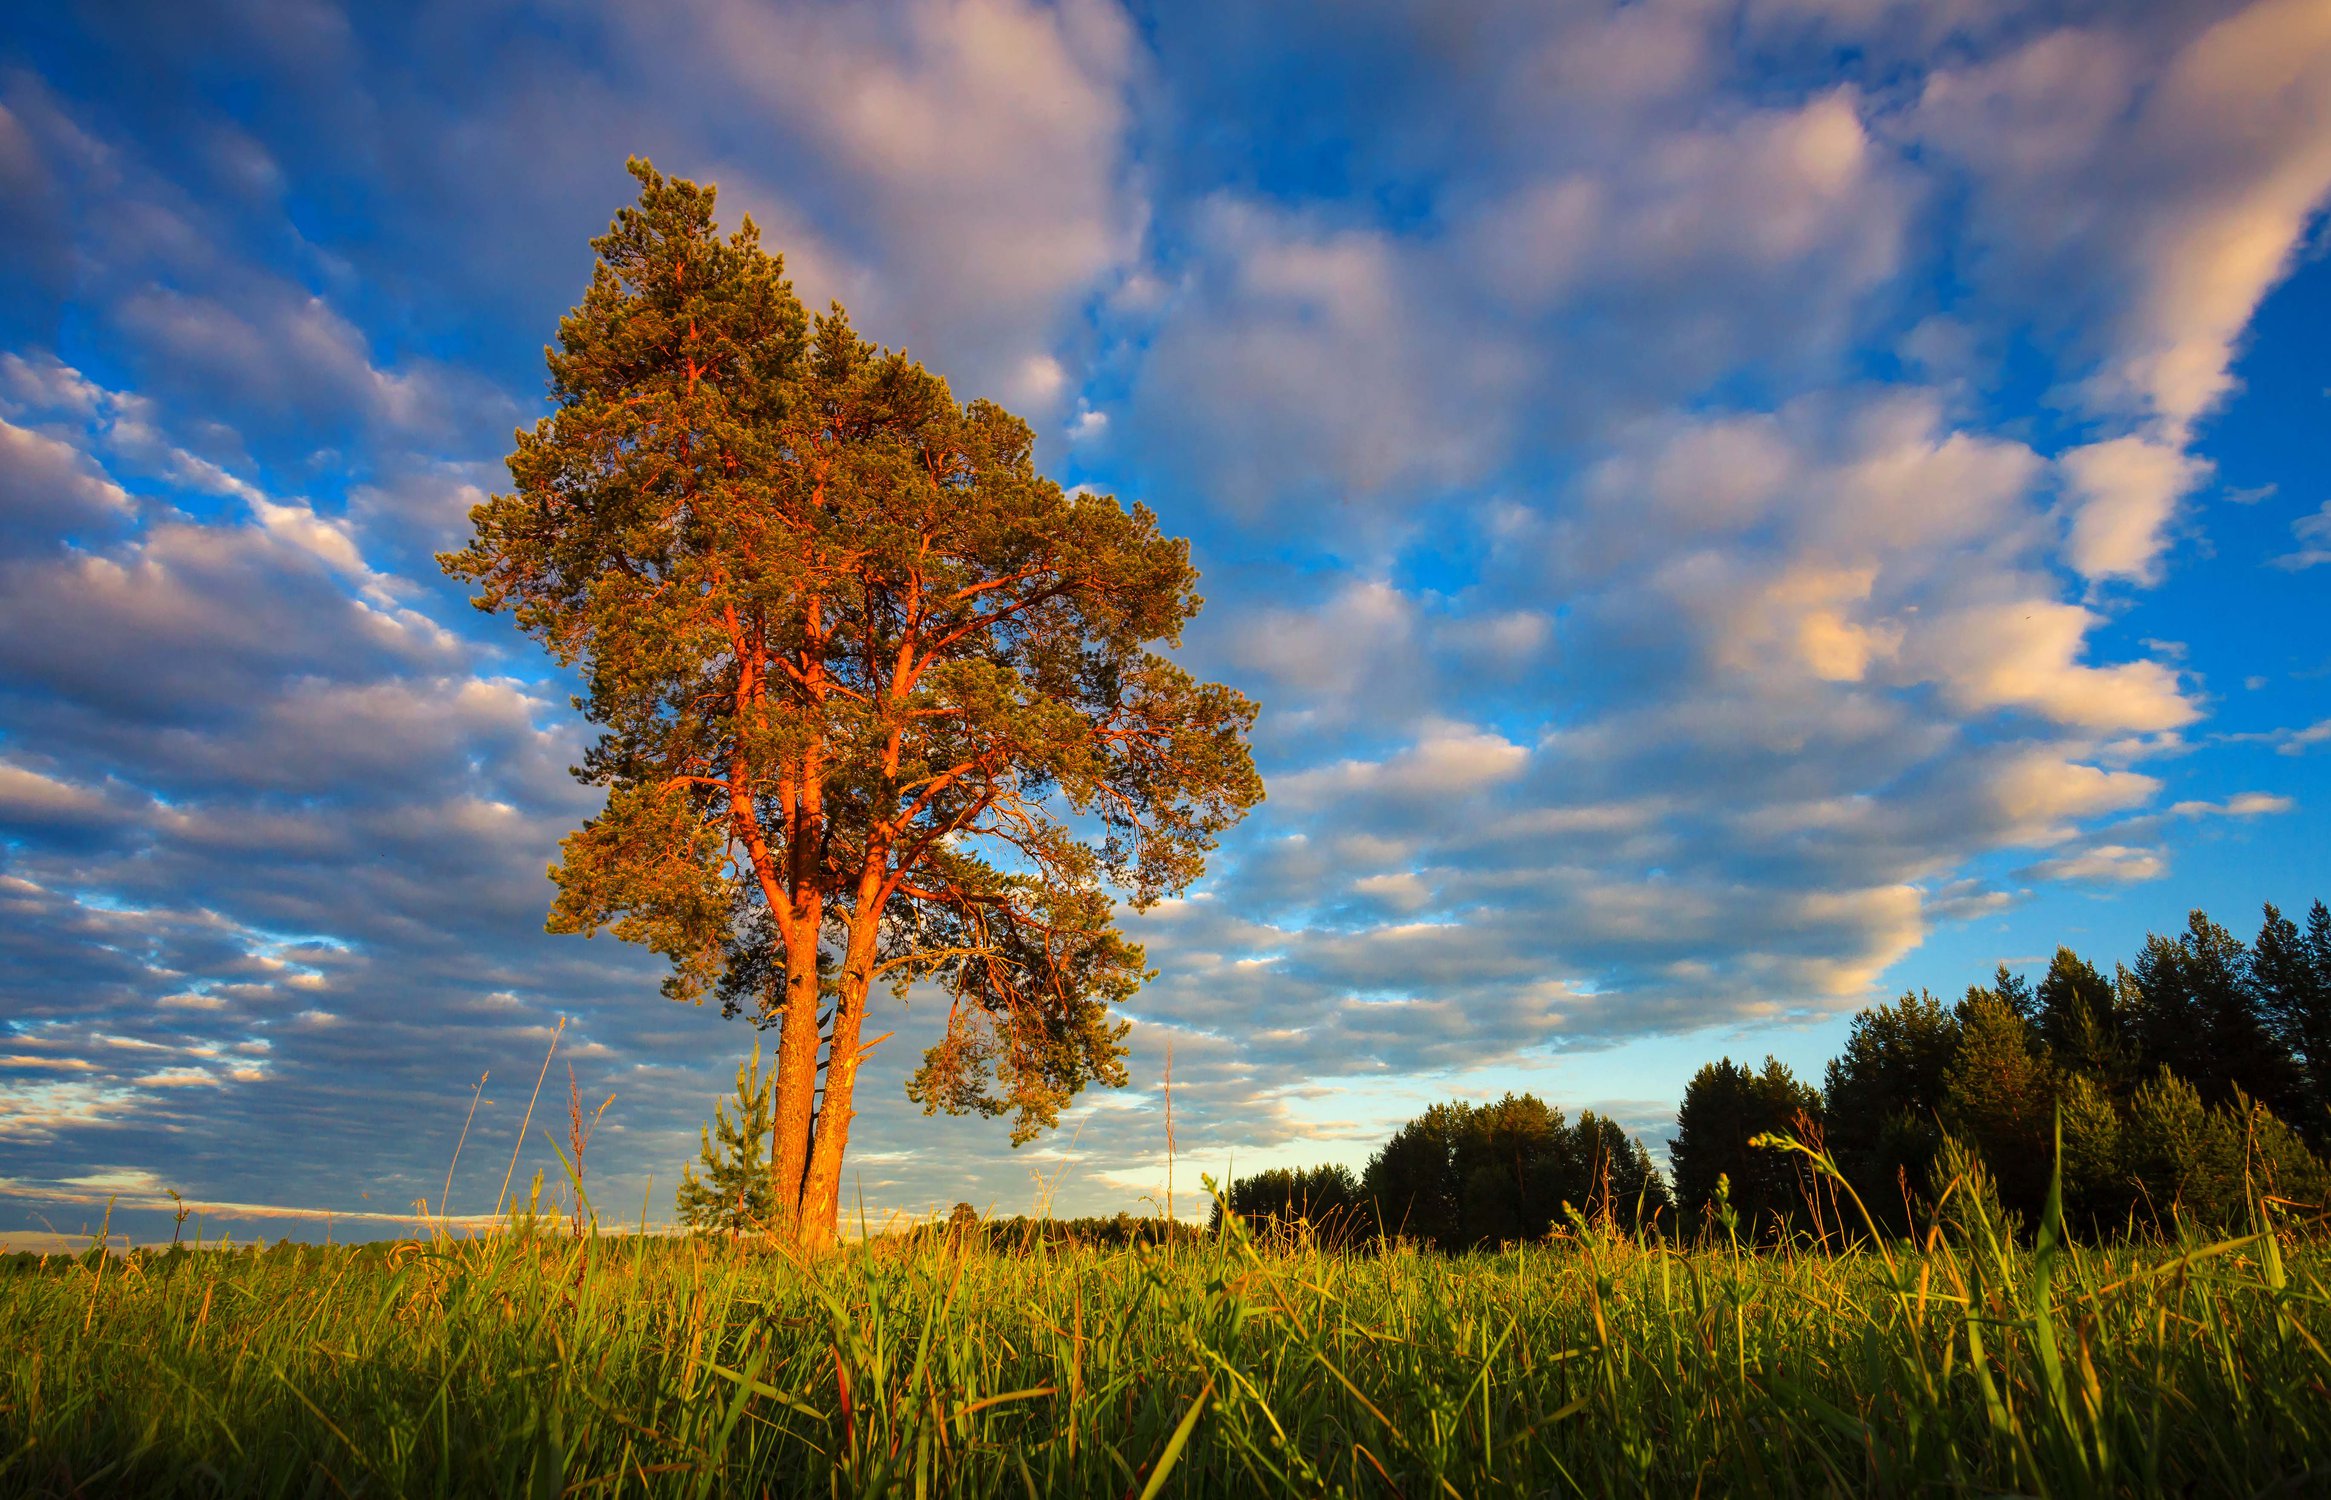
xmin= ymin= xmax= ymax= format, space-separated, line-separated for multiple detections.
xmin=1580 ymin=410 xmax=1801 ymax=538
xmin=0 ymin=350 xmax=105 ymax=418
xmin=248 ymin=497 xmax=373 ymax=581
xmin=1433 ymin=608 xmax=1552 ymax=671
xmin=1 ymin=353 xmax=265 ymax=506
xmin=1747 ymin=0 xmax=2014 ymax=49
xmin=1714 ymin=563 xmax=1901 ymax=684
xmin=1066 ymin=405 xmax=1108 ymax=443
xmin=1809 ymin=397 xmax=2042 ymax=554
xmin=0 ymin=760 xmax=114 ymax=826
xmin=1905 ymin=599 xmax=2195 ymax=734
xmin=1130 ymin=201 xmax=1519 ymax=518
xmin=2224 ymin=719 xmax=2331 ymax=757
xmin=2167 ymin=792 xmax=2295 ymax=819
xmin=134 ymin=1068 xmax=222 ymax=1088
xmin=2110 ymin=0 xmax=2331 ymax=432
xmin=1226 ymin=579 xmax=1416 ymax=712
xmin=1351 ymin=871 xmax=1433 ymax=913
xmin=1916 ymin=0 xmax=2331 ymax=436
xmin=2022 ymin=843 xmax=2166 ymax=886
xmin=0 ymin=1080 xmax=138 ymax=1141
xmin=2271 ymin=499 xmax=2331 ymax=570
xmin=1986 ymin=753 xmax=2160 ymax=844
xmin=2059 ymin=434 xmax=2208 ymax=585
xmin=113 ymin=285 xmax=454 ymax=437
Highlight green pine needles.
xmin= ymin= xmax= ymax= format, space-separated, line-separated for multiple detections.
xmin=675 ymin=1041 xmax=777 ymax=1235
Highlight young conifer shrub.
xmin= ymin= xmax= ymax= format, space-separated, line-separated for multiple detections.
xmin=676 ymin=1040 xmax=776 ymax=1234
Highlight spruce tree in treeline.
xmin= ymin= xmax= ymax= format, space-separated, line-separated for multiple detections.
xmin=1940 ymin=993 xmax=2055 ymax=1221
xmin=444 ymin=162 xmax=1262 ymax=1249
xmin=1442 ymin=1095 xmax=1669 ymax=1244
xmin=2034 ymin=947 xmax=2123 ymax=1086
xmin=676 ymin=1042 xmax=776 ymax=1234
xmin=2130 ymin=912 xmax=2311 ymax=1119
xmin=1359 ymin=1102 xmax=1468 ymax=1246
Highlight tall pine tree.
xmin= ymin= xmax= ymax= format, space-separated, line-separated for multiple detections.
xmin=445 ymin=163 xmax=1262 ymax=1247
xmin=2252 ymin=901 xmax=2331 ymax=1136
xmin=1941 ymin=993 xmax=2055 ymax=1224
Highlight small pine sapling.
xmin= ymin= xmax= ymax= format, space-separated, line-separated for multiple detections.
xmin=677 ymin=1041 xmax=777 ymax=1235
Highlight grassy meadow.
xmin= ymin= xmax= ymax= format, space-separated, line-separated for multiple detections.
xmin=5 ymin=1186 xmax=2330 ymax=1497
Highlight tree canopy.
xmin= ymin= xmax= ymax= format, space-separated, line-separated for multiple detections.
xmin=1357 ymin=1093 xmax=1670 ymax=1248
xmin=444 ymin=161 xmax=1262 ymax=1246
xmin=1211 ymin=1164 xmax=1370 ymax=1246
xmin=1822 ymin=988 xmax=1959 ymax=1229
xmin=1670 ymin=1058 xmax=1822 ymax=1239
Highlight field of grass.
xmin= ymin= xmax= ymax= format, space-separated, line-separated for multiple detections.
xmin=5 ymin=1185 xmax=2331 ymax=1499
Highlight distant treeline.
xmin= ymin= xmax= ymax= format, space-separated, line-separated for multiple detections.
xmin=1229 ymin=899 xmax=2331 ymax=1248
xmin=895 ymin=1208 xmax=1204 ymax=1252
xmin=1214 ymin=1098 xmax=1669 ymax=1251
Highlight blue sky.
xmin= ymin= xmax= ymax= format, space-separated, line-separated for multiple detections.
xmin=2 ymin=0 xmax=2327 ymax=1244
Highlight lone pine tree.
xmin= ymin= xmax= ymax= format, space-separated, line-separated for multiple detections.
xmin=444 ymin=161 xmax=1262 ymax=1247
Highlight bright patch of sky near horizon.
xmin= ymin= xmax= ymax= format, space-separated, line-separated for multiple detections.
xmin=1 ymin=0 xmax=2328 ymax=1242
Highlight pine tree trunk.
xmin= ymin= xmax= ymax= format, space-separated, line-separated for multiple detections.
xmin=798 ymin=884 xmax=884 ymax=1248
xmin=769 ymin=904 xmax=822 ymax=1237
xmin=796 ymin=995 xmax=860 ymax=1249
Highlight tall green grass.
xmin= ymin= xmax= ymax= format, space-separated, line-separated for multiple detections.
xmin=5 ymin=1174 xmax=2330 ymax=1497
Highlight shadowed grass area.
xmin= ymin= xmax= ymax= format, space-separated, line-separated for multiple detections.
xmin=3 ymin=1181 xmax=2330 ymax=1497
